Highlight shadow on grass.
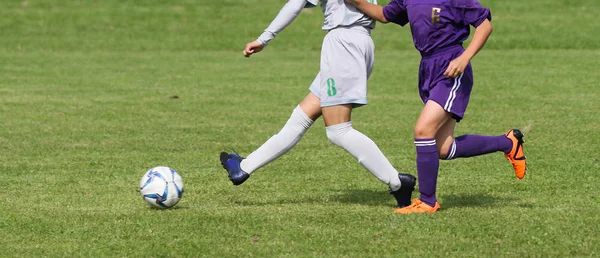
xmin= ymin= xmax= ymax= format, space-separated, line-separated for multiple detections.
xmin=441 ymin=193 xmax=521 ymax=210
xmin=144 ymin=205 xmax=190 ymax=211
xmin=230 ymin=191 xmax=528 ymax=210
xmin=330 ymin=189 xmax=391 ymax=206
xmin=231 ymin=189 xmax=392 ymax=207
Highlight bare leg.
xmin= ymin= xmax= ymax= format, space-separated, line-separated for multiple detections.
xmin=413 ymin=101 xmax=453 ymax=207
xmin=298 ymin=92 xmax=322 ymax=121
xmin=436 ymin=119 xmax=456 ymax=159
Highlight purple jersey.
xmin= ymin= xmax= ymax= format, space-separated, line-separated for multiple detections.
xmin=383 ymin=0 xmax=491 ymax=56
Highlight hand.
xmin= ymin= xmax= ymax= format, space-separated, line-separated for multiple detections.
xmin=443 ymin=55 xmax=469 ymax=78
xmin=242 ymin=41 xmax=265 ymax=57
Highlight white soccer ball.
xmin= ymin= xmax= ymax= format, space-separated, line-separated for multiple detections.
xmin=139 ymin=166 xmax=184 ymax=209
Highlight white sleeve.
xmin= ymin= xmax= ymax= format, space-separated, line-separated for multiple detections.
xmin=256 ymin=0 xmax=313 ymax=46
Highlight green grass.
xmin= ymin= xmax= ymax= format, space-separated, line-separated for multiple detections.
xmin=1 ymin=0 xmax=599 ymax=257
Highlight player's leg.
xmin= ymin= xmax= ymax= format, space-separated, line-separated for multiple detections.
xmin=444 ymin=133 xmax=511 ymax=160
xmin=435 ymin=113 xmax=513 ymax=160
xmin=396 ymin=52 xmax=474 ymax=214
xmin=319 ymin=27 xmax=415 ymax=208
xmin=431 ymin=65 xmax=526 ymax=178
xmin=240 ymin=92 xmax=321 ymax=172
xmin=442 ymin=130 xmax=526 ymax=176
xmin=395 ymin=100 xmax=448 ymax=214
xmin=435 ymin=119 xmax=456 ymax=159
xmin=321 ymin=105 xmax=415 ymax=207
xmin=220 ymin=91 xmax=321 ymax=185
xmin=321 ymin=105 xmax=404 ymax=190
xmin=435 ymin=120 xmax=527 ymax=179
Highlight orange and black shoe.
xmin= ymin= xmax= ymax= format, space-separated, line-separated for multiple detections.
xmin=504 ymin=129 xmax=527 ymax=179
xmin=394 ymin=199 xmax=440 ymax=214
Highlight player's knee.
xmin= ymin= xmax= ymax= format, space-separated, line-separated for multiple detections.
xmin=326 ymin=128 xmax=335 ymax=139
xmin=414 ymin=124 xmax=436 ymax=139
xmin=326 ymin=127 xmax=343 ymax=147
xmin=325 ymin=122 xmax=352 ymax=147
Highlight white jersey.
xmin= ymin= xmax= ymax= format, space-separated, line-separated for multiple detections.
xmin=257 ymin=0 xmax=375 ymax=46
xmin=313 ymin=0 xmax=376 ymax=30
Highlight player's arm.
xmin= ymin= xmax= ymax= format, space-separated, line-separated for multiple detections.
xmin=443 ymin=19 xmax=493 ymax=78
xmin=346 ymin=0 xmax=389 ymax=23
xmin=243 ymin=0 xmax=308 ymax=57
xmin=461 ymin=19 xmax=493 ymax=63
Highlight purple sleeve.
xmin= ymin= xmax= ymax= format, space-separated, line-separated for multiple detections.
xmin=453 ymin=0 xmax=492 ymax=27
xmin=383 ymin=0 xmax=409 ymax=26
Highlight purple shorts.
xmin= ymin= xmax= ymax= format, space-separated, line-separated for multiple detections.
xmin=418 ymin=45 xmax=473 ymax=122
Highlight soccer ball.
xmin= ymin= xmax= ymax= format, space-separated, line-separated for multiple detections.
xmin=139 ymin=166 xmax=184 ymax=209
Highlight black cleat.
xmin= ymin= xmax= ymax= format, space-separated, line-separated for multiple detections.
xmin=390 ymin=173 xmax=417 ymax=208
xmin=219 ymin=152 xmax=250 ymax=185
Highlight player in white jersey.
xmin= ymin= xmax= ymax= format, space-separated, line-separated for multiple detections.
xmin=219 ymin=0 xmax=416 ymax=209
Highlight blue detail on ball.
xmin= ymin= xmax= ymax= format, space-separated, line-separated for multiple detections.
xmin=155 ymin=200 xmax=168 ymax=208
xmin=143 ymin=193 xmax=168 ymax=208
xmin=170 ymin=169 xmax=176 ymax=181
xmin=140 ymin=177 xmax=153 ymax=190
xmin=151 ymin=171 xmax=167 ymax=182
xmin=162 ymin=184 xmax=168 ymax=202
xmin=174 ymin=183 xmax=183 ymax=198
xmin=140 ymin=170 xmax=167 ymax=191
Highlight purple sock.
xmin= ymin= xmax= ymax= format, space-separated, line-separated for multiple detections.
xmin=415 ymin=138 xmax=439 ymax=207
xmin=446 ymin=134 xmax=512 ymax=160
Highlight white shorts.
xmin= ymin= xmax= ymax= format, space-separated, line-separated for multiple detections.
xmin=308 ymin=26 xmax=374 ymax=107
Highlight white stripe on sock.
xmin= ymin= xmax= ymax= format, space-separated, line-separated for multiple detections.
xmin=415 ymin=139 xmax=437 ymax=147
xmin=414 ymin=140 xmax=436 ymax=144
xmin=447 ymin=140 xmax=456 ymax=159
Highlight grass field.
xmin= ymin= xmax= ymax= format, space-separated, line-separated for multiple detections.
xmin=1 ymin=0 xmax=599 ymax=257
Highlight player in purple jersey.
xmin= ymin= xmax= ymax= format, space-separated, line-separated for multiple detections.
xmin=347 ymin=0 xmax=527 ymax=214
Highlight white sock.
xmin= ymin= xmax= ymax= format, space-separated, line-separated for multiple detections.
xmin=240 ymin=105 xmax=314 ymax=174
xmin=326 ymin=122 xmax=402 ymax=191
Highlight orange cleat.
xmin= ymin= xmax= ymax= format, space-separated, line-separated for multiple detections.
xmin=504 ymin=129 xmax=527 ymax=179
xmin=394 ymin=199 xmax=440 ymax=214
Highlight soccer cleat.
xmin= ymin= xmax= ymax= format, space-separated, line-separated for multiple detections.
xmin=394 ymin=198 xmax=440 ymax=214
xmin=219 ymin=152 xmax=250 ymax=185
xmin=390 ymin=173 xmax=417 ymax=208
xmin=504 ymin=129 xmax=527 ymax=179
